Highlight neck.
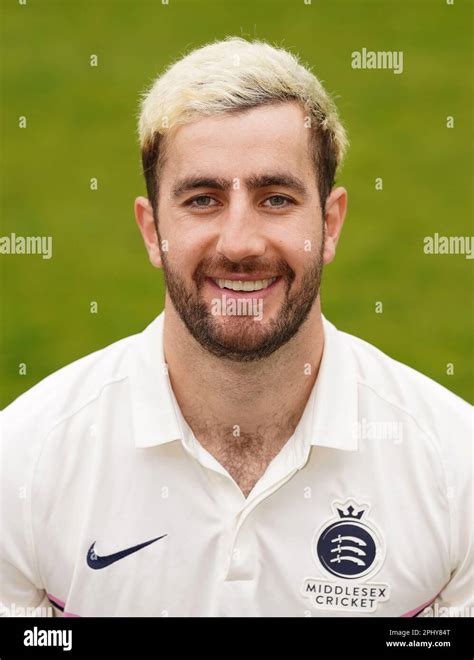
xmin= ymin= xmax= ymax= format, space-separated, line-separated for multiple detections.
xmin=163 ymin=297 xmax=324 ymax=440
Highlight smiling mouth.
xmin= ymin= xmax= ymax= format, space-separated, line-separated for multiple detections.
xmin=209 ymin=277 xmax=278 ymax=292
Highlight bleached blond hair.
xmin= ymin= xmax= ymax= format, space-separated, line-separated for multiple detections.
xmin=139 ymin=36 xmax=348 ymax=212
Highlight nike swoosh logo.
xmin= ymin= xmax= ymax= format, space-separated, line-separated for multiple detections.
xmin=87 ymin=534 xmax=167 ymax=569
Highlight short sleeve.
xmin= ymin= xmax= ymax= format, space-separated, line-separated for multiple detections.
xmin=421 ymin=407 xmax=473 ymax=617
xmin=0 ymin=408 xmax=53 ymax=617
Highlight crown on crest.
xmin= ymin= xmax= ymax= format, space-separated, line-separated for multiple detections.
xmin=337 ymin=504 xmax=365 ymax=520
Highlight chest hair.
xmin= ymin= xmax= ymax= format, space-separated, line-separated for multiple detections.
xmin=190 ymin=416 xmax=299 ymax=498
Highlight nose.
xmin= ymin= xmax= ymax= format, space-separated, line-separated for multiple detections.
xmin=215 ymin=196 xmax=266 ymax=262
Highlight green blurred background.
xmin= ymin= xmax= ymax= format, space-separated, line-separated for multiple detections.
xmin=1 ymin=0 xmax=472 ymax=407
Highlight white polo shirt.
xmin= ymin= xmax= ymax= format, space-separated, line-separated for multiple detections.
xmin=1 ymin=312 xmax=472 ymax=618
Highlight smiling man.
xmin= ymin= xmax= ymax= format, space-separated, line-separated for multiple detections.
xmin=135 ymin=96 xmax=342 ymax=498
xmin=1 ymin=37 xmax=472 ymax=619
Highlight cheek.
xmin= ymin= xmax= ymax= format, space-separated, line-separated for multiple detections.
xmin=164 ymin=238 xmax=206 ymax=278
xmin=302 ymin=226 xmax=324 ymax=264
xmin=278 ymin=234 xmax=322 ymax=272
xmin=271 ymin=219 xmax=322 ymax=252
xmin=163 ymin=215 xmax=221 ymax=261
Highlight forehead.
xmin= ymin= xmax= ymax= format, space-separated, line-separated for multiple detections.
xmin=161 ymin=101 xmax=313 ymax=181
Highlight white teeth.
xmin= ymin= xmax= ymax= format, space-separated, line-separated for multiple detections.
xmin=213 ymin=277 xmax=277 ymax=291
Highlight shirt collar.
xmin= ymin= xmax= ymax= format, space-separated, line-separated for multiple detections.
xmin=292 ymin=315 xmax=359 ymax=455
xmin=128 ymin=311 xmax=358 ymax=452
xmin=128 ymin=312 xmax=183 ymax=448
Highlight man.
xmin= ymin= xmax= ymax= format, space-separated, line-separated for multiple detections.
xmin=1 ymin=37 xmax=472 ymax=618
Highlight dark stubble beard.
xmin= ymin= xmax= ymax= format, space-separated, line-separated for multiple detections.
xmin=158 ymin=232 xmax=325 ymax=363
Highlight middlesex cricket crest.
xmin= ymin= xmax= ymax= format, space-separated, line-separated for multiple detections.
xmin=302 ymin=500 xmax=390 ymax=613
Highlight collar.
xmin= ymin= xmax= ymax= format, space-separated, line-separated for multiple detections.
xmin=128 ymin=311 xmax=358 ymax=452
xmin=127 ymin=312 xmax=182 ymax=448
xmin=292 ymin=315 xmax=359 ymax=456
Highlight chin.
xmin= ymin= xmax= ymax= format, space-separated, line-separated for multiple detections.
xmin=210 ymin=316 xmax=271 ymax=347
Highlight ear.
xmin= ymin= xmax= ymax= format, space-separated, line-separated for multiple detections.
xmin=134 ymin=196 xmax=163 ymax=268
xmin=322 ymin=186 xmax=347 ymax=265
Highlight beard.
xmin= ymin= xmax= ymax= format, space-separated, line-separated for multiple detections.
xmin=158 ymin=236 xmax=324 ymax=363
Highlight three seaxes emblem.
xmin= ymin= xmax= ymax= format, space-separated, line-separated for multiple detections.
xmin=302 ymin=499 xmax=390 ymax=613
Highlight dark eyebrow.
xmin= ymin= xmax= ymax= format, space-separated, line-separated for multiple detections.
xmin=172 ymin=177 xmax=232 ymax=198
xmin=245 ymin=174 xmax=308 ymax=198
xmin=171 ymin=173 xmax=308 ymax=199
